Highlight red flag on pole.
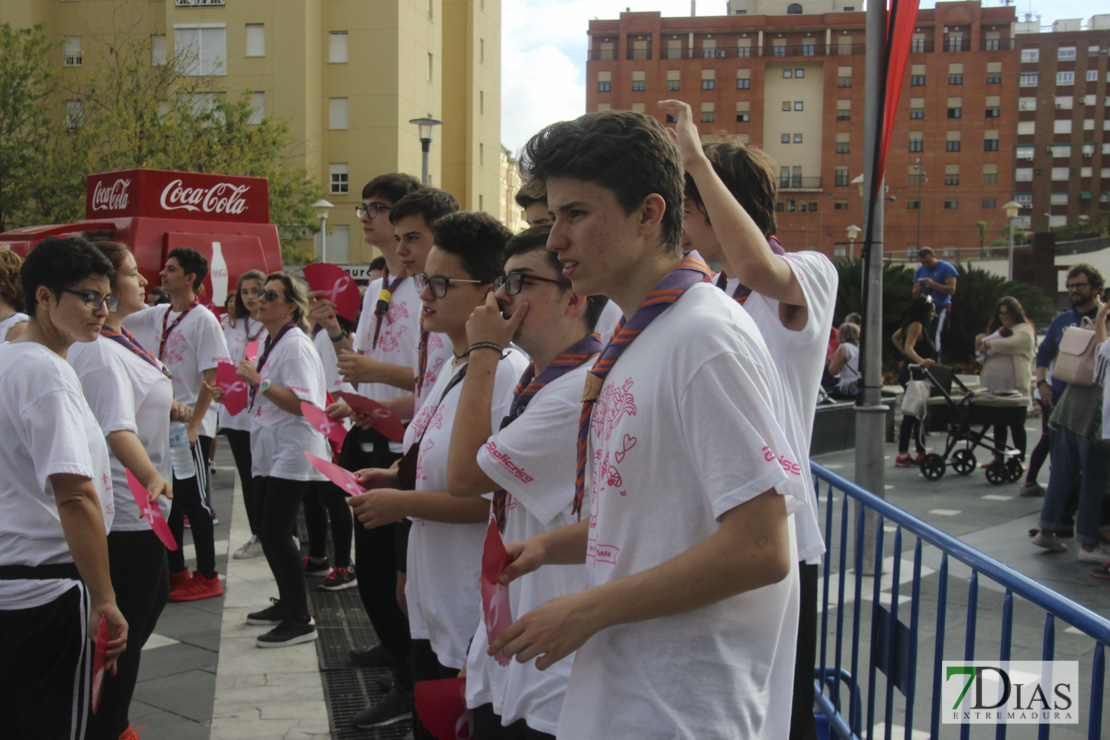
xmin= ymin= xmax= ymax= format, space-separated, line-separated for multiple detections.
xmin=876 ymin=0 xmax=922 ymax=190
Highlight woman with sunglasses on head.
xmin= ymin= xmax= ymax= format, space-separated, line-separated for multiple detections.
xmin=221 ymin=270 xmax=269 ymax=561
xmin=975 ymin=297 xmax=1036 ymax=469
xmin=211 ymin=273 xmax=330 ymax=647
xmin=0 ymin=235 xmax=127 ymax=739
xmin=68 ymin=242 xmax=186 ymax=740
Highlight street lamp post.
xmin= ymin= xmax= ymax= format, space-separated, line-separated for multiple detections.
xmin=1003 ymin=200 xmax=1022 ymax=281
xmin=409 ymin=117 xmax=444 ymax=187
xmin=846 ymin=224 xmax=862 ymax=261
xmin=313 ymin=199 xmax=334 ymax=262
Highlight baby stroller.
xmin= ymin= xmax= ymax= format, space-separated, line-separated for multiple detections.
xmin=911 ymin=365 xmax=1028 ymax=484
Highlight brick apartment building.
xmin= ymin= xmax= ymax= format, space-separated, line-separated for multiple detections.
xmin=586 ymin=0 xmax=1019 ymax=259
xmin=1014 ymin=18 xmax=1110 ymax=235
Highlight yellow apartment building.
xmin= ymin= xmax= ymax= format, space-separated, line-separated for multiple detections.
xmin=0 ymin=0 xmax=502 ymax=264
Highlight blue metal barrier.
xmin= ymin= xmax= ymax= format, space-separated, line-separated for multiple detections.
xmin=811 ymin=462 xmax=1110 ymax=739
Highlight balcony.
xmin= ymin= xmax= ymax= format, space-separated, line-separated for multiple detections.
xmin=175 ymin=0 xmax=225 ymax=5
xmin=587 ymin=48 xmax=617 ymax=61
xmin=780 ymin=176 xmax=823 ymax=191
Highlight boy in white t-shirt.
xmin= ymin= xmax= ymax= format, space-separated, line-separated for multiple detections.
xmin=489 ymin=111 xmax=806 ymax=739
xmin=662 ymin=98 xmax=838 ymax=740
xmin=446 ymin=225 xmax=608 ymax=738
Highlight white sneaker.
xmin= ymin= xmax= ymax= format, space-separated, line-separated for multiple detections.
xmin=1077 ymin=546 xmax=1110 ymax=564
xmin=1032 ymin=531 xmax=1067 ymax=553
xmin=233 ymin=535 xmax=264 ymax=559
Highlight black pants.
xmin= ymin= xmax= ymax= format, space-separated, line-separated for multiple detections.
xmin=168 ymin=435 xmax=216 ymax=578
xmin=0 ymin=584 xmax=91 ymax=739
xmin=412 ymin=639 xmax=457 ymax=740
xmin=224 ymin=429 xmax=258 ymax=536
xmin=256 ymin=476 xmax=311 ymax=620
xmin=303 ymin=480 xmax=353 ymax=569
xmin=471 ymin=703 xmax=555 ymax=740
xmin=87 ymin=531 xmax=169 ymax=739
xmin=993 ymin=422 xmax=1027 ymax=461
xmin=1026 ymin=407 xmax=1052 ymax=483
xmin=341 ymin=427 xmax=412 ymax=689
xmin=790 ymin=562 xmax=819 ymax=740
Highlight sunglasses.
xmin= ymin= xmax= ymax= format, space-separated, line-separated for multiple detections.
xmin=257 ymin=289 xmax=286 ymax=302
xmin=494 ymin=271 xmax=571 ymax=296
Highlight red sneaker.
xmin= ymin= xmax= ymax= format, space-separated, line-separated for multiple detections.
xmin=170 ymin=571 xmax=224 ymax=602
xmin=167 ymin=569 xmax=192 ymax=599
xmin=118 ymin=724 xmax=146 ymax=740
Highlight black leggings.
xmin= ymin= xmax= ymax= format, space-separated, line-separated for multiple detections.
xmin=223 ymin=429 xmax=258 ymax=536
xmin=790 ymin=562 xmax=819 ymax=740
xmin=993 ymin=422 xmax=1028 ymax=461
xmin=168 ymin=435 xmax=216 ymax=578
xmin=898 ymin=415 xmax=925 ymax=455
xmin=303 ymin=481 xmax=353 ymax=568
xmin=87 ymin=530 xmax=169 ymax=739
xmin=256 ymin=476 xmax=311 ymax=620
xmin=1026 ymin=406 xmax=1052 ymax=483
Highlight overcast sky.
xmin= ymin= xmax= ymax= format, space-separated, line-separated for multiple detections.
xmin=500 ymin=0 xmax=1099 ymax=154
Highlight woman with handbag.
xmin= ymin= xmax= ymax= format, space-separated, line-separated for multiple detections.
xmin=892 ymin=296 xmax=937 ymax=468
xmin=975 ymin=297 xmax=1036 ymax=468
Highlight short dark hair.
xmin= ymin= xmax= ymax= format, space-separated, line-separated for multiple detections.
xmin=231 ymin=269 xmax=267 ymax=320
xmin=167 ymin=246 xmax=208 ymax=292
xmin=430 ymin=211 xmax=512 ymax=284
xmin=686 ymin=138 xmax=778 ymax=237
xmin=520 ymin=111 xmax=684 ymax=255
xmin=845 ymin=312 xmax=861 ymax=325
xmin=918 ymin=247 xmax=935 ymax=259
xmin=389 ymin=188 xmax=460 ymax=226
xmin=23 ymin=235 xmax=116 ymax=317
xmin=903 ymin=295 xmax=935 ymax=326
xmin=503 ymin=225 xmax=609 ymax=331
xmin=91 ymin=242 xmax=131 ymax=290
xmin=514 ymin=178 xmax=547 ymax=210
xmin=147 ymin=286 xmax=171 ymax=305
xmin=368 ymin=256 xmax=387 ymax=272
xmin=0 ymin=250 xmax=26 ymax=312
xmin=1067 ymin=262 xmax=1104 ymax=293
xmin=362 ymin=173 xmax=421 ymax=203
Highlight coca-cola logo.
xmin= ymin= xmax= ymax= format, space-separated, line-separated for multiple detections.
xmin=159 ymin=178 xmax=251 ymax=215
xmin=90 ymin=178 xmax=131 ymax=212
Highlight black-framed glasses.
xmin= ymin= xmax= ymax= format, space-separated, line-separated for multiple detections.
xmin=413 ymin=273 xmax=485 ymax=298
xmin=58 ymin=288 xmax=120 ymax=313
xmin=1066 ymin=282 xmax=1091 ymax=291
xmin=494 ymin=271 xmax=572 ymax=296
xmin=258 ymin=289 xmax=286 ymax=302
xmin=355 ymin=203 xmax=391 ymax=219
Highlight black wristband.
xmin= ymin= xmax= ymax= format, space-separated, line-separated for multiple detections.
xmin=468 ymin=342 xmax=503 ymax=356
xmin=330 ymin=329 xmax=348 ymax=343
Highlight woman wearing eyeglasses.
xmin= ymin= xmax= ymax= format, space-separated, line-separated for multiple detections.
xmin=68 ymin=242 xmax=186 ymax=740
xmin=0 ymin=235 xmax=127 ymax=739
xmin=975 ymin=297 xmax=1036 ymax=468
xmin=212 ymin=273 xmax=330 ymax=648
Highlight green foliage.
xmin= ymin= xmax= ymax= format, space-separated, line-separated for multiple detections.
xmin=831 ymin=258 xmax=916 ymax=371
xmin=1051 ymin=212 xmax=1110 ymax=241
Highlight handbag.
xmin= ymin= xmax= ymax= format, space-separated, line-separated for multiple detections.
xmin=396 ymin=364 xmax=469 ymax=490
xmin=1054 ymin=318 xmax=1097 ymax=387
xmin=901 ymin=378 xmax=931 ymax=417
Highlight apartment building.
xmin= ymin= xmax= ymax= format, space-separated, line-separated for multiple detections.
xmin=586 ymin=1 xmax=1017 ymax=259
xmin=1 ymin=0 xmax=501 ymax=264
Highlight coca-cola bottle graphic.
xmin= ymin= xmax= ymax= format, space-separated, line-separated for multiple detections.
xmin=210 ymin=241 xmax=229 ymax=307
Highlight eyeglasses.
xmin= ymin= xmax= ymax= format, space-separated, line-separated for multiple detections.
xmin=257 ymin=289 xmax=285 ymax=302
xmin=355 ymin=203 xmax=391 ymax=219
xmin=1066 ymin=282 xmax=1091 ymax=291
xmin=413 ymin=273 xmax=485 ymax=298
xmin=494 ymin=271 xmax=572 ymax=296
xmin=58 ymin=288 xmax=120 ymax=313
xmin=997 ymin=309 xmax=1011 ymax=317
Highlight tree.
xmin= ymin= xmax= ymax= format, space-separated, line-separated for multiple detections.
xmin=0 ymin=24 xmax=58 ymax=232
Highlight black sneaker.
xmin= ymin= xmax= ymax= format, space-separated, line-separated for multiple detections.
xmin=255 ymin=618 xmax=317 ymax=648
xmin=246 ymin=598 xmax=284 ymax=625
xmin=348 ymin=643 xmax=389 ymax=668
xmin=319 ymin=566 xmax=357 ymax=591
xmin=352 ymin=687 xmax=414 ymax=728
xmin=303 ymin=556 xmax=332 ymax=577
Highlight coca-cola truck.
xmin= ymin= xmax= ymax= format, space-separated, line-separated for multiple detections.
xmin=0 ymin=168 xmax=283 ymax=310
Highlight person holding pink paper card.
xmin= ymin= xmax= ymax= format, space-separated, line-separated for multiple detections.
xmin=0 ymin=236 xmax=127 ymax=740
xmin=69 ymin=242 xmax=183 ymax=740
xmin=446 ymin=225 xmax=608 ymax=739
xmin=213 ymin=272 xmax=329 ymax=648
xmin=348 ymin=212 xmax=527 ymax=735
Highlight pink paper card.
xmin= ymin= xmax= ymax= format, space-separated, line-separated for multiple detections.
xmin=338 ymin=392 xmax=405 ymax=442
xmin=91 ymin=616 xmax=108 ymax=714
xmin=481 ymin=514 xmax=513 ymax=666
xmin=303 ymin=263 xmax=361 ymax=321
xmin=301 ymin=401 xmax=348 ymax=446
xmin=125 ymin=470 xmax=178 ymax=551
xmin=304 ymin=451 xmax=366 ymax=497
xmin=215 ymin=362 xmax=249 ymax=416
xmin=414 ymin=677 xmax=474 ymax=740
xmin=244 ymin=340 xmax=259 ymax=364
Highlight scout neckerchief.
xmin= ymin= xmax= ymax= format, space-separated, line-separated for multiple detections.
xmin=159 ymin=297 xmax=199 ymax=360
xmin=572 ymin=252 xmax=712 ymax=518
xmin=372 ymin=269 xmax=408 ymax=350
xmin=244 ymin=317 xmax=264 ymax=343
xmin=415 ymin=315 xmax=432 ymax=394
xmin=101 ymin=324 xmax=172 ymax=379
xmin=727 ymin=235 xmax=787 ymax=305
xmin=491 ymin=333 xmax=604 ymax=532
xmin=249 ymin=321 xmax=296 ymax=409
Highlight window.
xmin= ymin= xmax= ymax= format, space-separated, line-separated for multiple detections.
xmin=782 ymin=101 xmax=792 ymax=111
xmin=794 ymin=101 xmax=803 ymax=111
xmin=597 ymin=81 xmax=611 ymax=92
xmin=1050 ymin=192 xmax=1069 ymax=206
xmin=839 ymin=76 xmax=852 ymax=87
xmin=788 ymin=4 xmax=803 ymax=14
xmin=666 ymin=70 xmax=679 ymax=91
xmin=982 ymin=197 xmax=997 ymax=209
xmin=1020 ymin=48 xmax=1039 ymax=63
xmin=986 ymin=61 xmax=1001 ymax=84
xmin=1051 ymin=167 xmax=1069 ymax=181
xmin=1019 ymin=97 xmax=1036 ymax=112
xmin=1090 ymin=45 xmax=1101 ymax=56
xmin=773 ymin=43 xmax=787 ymax=57
xmin=838 ymin=37 xmax=854 ymax=55
xmin=834 ymin=200 xmax=849 ymax=210
xmin=701 ymin=69 xmax=715 ymax=90
xmin=783 ymin=69 xmax=793 ymax=78
xmin=702 ymin=39 xmax=717 ymax=58
xmin=1058 ymin=46 xmax=1076 ymax=61
xmin=64 ymin=100 xmax=82 ymax=131
xmin=480 ymin=38 xmax=485 ymax=63
xmin=795 ymin=68 xmax=805 ymax=78
xmin=984 ymin=130 xmax=999 ymax=151
xmin=802 ymin=44 xmax=815 ymax=56
xmin=428 ymin=52 xmax=433 ymax=81
xmin=837 ymin=100 xmax=851 ymax=121
xmin=329 ymin=98 xmax=348 ymax=129
xmin=1087 ymin=70 xmax=1098 ymax=82
xmin=736 ymin=101 xmax=750 ymax=123
xmin=329 ymin=31 xmax=348 ymax=63
xmin=736 ymin=70 xmax=751 ymax=89
xmin=945 ymin=164 xmax=959 ymax=186
xmin=249 ymin=91 xmax=264 ymax=124
xmin=949 ymin=74 xmax=963 ymax=85
xmin=911 ymin=34 xmax=926 ymax=53
xmin=63 ymin=35 xmax=81 ymax=66
xmin=326 ymin=226 xmax=350 ymax=264
xmin=598 ymin=41 xmax=615 ymax=61
xmin=835 ymin=167 xmax=850 ymax=187
xmin=946 ymin=34 xmax=964 ymax=52
xmin=666 ymin=39 xmax=681 ymax=59
xmin=1057 ymin=71 xmax=1074 ymax=86
xmin=1056 ymin=95 xmax=1073 ymax=109
xmin=479 ymin=90 xmax=484 ymax=115
xmin=1017 ymin=121 xmax=1036 ymax=136
xmin=1020 ymin=72 xmax=1038 ymax=87
xmin=781 ymin=134 xmax=791 ymax=144
xmin=245 ymin=24 xmax=265 ymax=57
xmin=910 ymin=97 xmax=924 ymax=119
xmin=175 ymin=25 xmax=227 ymax=76
xmin=909 ymin=132 xmax=923 ymax=152
xmin=1016 ymin=168 xmax=1033 ymax=182
xmin=944 ymin=199 xmax=959 ymax=209
xmin=631 ymin=39 xmax=648 ymax=60
xmin=793 ymin=134 xmax=803 ymax=143
xmin=737 ymin=40 xmax=752 ymax=57
xmin=947 ymin=96 xmax=962 ymax=118
xmin=632 ymin=71 xmax=645 ymax=91
xmin=151 ymin=35 xmax=167 ymax=66
xmin=985 ymin=95 xmax=1001 ymax=118
xmin=700 ymin=102 xmax=714 ymax=123
xmin=836 ymin=132 xmax=850 ymax=154
xmin=946 ymin=130 xmax=961 ymax=152
xmin=1054 ymin=119 xmax=1073 ymax=135
xmin=597 ymin=71 xmax=611 ymax=92
xmin=984 ymin=34 xmax=1001 ymax=51
xmin=329 ymin=163 xmax=349 ymax=194
xmin=907 ymin=199 xmax=920 ymax=210
xmin=911 ymin=75 xmax=925 ymax=86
